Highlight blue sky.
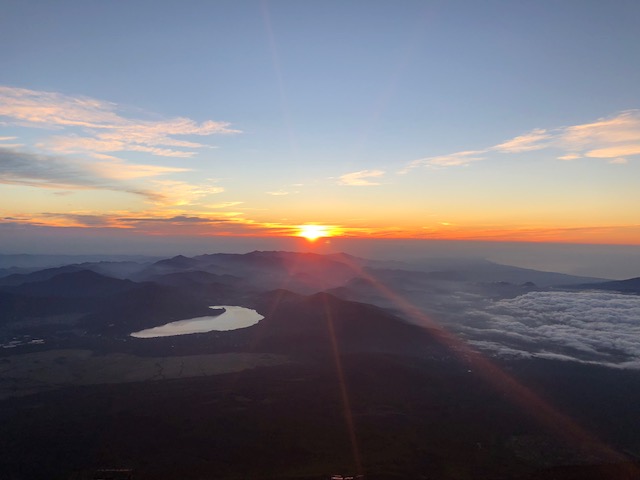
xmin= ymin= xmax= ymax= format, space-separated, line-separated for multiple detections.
xmin=1 ymin=0 xmax=640 ymax=248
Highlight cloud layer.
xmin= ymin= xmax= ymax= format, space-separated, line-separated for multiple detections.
xmin=464 ymin=291 xmax=640 ymax=369
xmin=0 ymin=87 xmax=238 ymax=209
xmin=0 ymin=147 xmax=161 ymax=199
xmin=338 ymin=169 xmax=385 ymax=186
xmin=0 ymin=86 xmax=239 ymax=158
xmin=404 ymin=110 xmax=640 ymax=170
xmin=0 ymin=147 xmax=224 ymax=206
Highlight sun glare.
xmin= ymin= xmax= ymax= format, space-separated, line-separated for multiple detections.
xmin=297 ymin=224 xmax=331 ymax=242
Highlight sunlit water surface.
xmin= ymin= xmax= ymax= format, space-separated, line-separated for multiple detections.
xmin=130 ymin=306 xmax=264 ymax=338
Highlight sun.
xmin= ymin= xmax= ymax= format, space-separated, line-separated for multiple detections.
xmin=296 ymin=224 xmax=330 ymax=242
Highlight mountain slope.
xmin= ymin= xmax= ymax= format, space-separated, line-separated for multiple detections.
xmin=567 ymin=277 xmax=640 ymax=294
xmin=1 ymin=270 xmax=139 ymax=298
xmin=250 ymin=290 xmax=442 ymax=357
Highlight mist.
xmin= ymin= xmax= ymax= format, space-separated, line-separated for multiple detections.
xmin=1 ymin=224 xmax=638 ymax=279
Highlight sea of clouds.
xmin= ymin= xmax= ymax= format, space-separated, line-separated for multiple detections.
xmin=462 ymin=291 xmax=640 ymax=369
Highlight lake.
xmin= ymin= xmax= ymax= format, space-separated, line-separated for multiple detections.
xmin=130 ymin=306 xmax=264 ymax=338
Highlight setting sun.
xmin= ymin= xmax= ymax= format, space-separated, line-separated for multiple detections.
xmin=297 ymin=224 xmax=331 ymax=242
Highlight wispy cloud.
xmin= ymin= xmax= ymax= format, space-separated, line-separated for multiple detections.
xmin=0 ymin=135 xmax=23 ymax=149
xmin=0 ymin=147 xmax=161 ymax=200
xmin=492 ymin=128 xmax=550 ymax=153
xmin=39 ymin=212 xmax=124 ymax=228
xmin=558 ymin=153 xmax=581 ymax=161
xmin=266 ymin=189 xmax=298 ymax=196
xmin=88 ymin=155 xmax=188 ymax=180
xmin=403 ymin=110 xmax=640 ymax=171
xmin=117 ymin=215 xmax=225 ymax=225
xmin=607 ymin=157 xmax=628 ymax=165
xmin=206 ymin=201 xmax=244 ymax=209
xmin=585 ymin=145 xmax=640 ymax=158
xmin=0 ymin=87 xmax=238 ymax=209
xmin=0 ymin=86 xmax=240 ymax=158
xmin=0 ymin=210 xmax=303 ymax=237
xmin=1 ymin=212 xmax=235 ymax=230
xmin=0 ymin=147 xmax=225 ymax=207
xmin=561 ymin=111 xmax=640 ymax=146
xmin=338 ymin=169 xmax=385 ymax=186
xmin=401 ymin=150 xmax=485 ymax=171
xmin=150 ymin=180 xmax=224 ymax=206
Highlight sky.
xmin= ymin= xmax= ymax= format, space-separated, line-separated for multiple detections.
xmin=1 ymin=0 xmax=640 ymax=254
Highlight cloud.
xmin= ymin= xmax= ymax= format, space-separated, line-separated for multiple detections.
xmin=0 ymin=210 xmax=307 ymax=238
xmin=150 ymin=180 xmax=224 ymax=206
xmin=206 ymin=201 xmax=244 ymax=209
xmin=0 ymin=88 xmax=238 ymax=209
xmin=89 ymin=157 xmax=189 ymax=180
xmin=118 ymin=215 xmax=221 ymax=224
xmin=39 ymin=212 xmax=123 ymax=228
xmin=608 ymin=158 xmax=628 ymax=165
xmin=0 ymin=135 xmax=23 ymax=149
xmin=558 ymin=153 xmax=581 ymax=161
xmin=404 ymin=110 xmax=640 ymax=170
xmin=585 ymin=145 xmax=640 ymax=158
xmin=0 ymin=86 xmax=239 ymax=158
xmin=0 ymin=145 xmax=229 ymax=207
xmin=266 ymin=190 xmax=296 ymax=196
xmin=464 ymin=291 xmax=640 ymax=369
xmin=0 ymin=147 xmax=181 ymax=202
xmin=338 ymin=169 xmax=385 ymax=186
xmin=561 ymin=110 xmax=640 ymax=147
xmin=0 ymin=86 xmax=121 ymax=128
xmin=4 ymin=212 xmax=235 ymax=230
xmin=2 ymin=211 xmax=372 ymax=238
xmin=492 ymin=128 xmax=550 ymax=153
xmin=400 ymin=150 xmax=486 ymax=172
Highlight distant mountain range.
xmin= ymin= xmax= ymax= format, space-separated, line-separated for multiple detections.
xmin=566 ymin=277 xmax=640 ymax=294
xmin=1 ymin=250 xmax=632 ymax=343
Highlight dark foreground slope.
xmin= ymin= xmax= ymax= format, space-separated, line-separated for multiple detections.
xmin=2 ymin=294 xmax=640 ymax=480
xmin=1 ymin=355 xmax=640 ymax=480
xmin=249 ymin=290 xmax=443 ymax=357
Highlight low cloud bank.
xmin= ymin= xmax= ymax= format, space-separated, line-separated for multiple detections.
xmin=464 ymin=291 xmax=640 ymax=369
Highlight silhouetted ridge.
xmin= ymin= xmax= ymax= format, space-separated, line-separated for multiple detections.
xmin=568 ymin=277 xmax=640 ymax=294
xmin=3 ymin=270 xmax=138 ymax=298
xmin=165 ymin=251 xmax=359 ymax=294
xmin=154 ymin=254 xmax=201 ymax=269
xmin=252 ymin=290 xmax=438 ymax=357
xmin=149 ymin=270 xmax=241 ymax=287
xmin=81 ymin=282 xmax=213 ymax=334
xmin=0 ymin=264 xmax=85 ymax=287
